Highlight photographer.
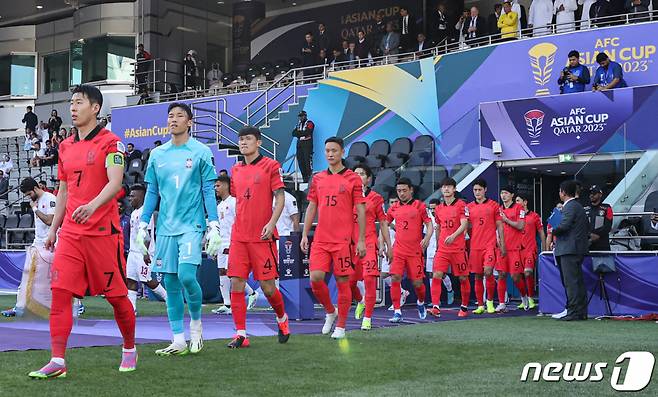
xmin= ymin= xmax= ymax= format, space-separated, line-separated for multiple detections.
xmin=584 ymin=185 xmax=613 ymax=251
xmin=558 ymin=50 xmax=590 ymax=94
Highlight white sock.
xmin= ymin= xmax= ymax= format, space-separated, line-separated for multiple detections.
xmin=122 ymin=347 xmax=136 ymax=353
xmin=173 ymin=333 xmax=186 ymax=345
xmin=383 ymin=276 xmax=392 ymax=288
xmin=244 ymin=283 xmax=255 ymax=296
xmin=127 ymin=290 xmax=137 ymax=311
xmin=219 ymin=275 xmax=231 ymax=306
xmin=394 ymin=309 xmax=402 ymax=315
xmin=417 ymin=300 xmax=424 ymax=305
xmin=276 ymin=313 xmax=288 ymax=323
xmin=363 ymin=316 xmax=371 ymax=322
xmin=236 ymin=329 xmax=247 ymax=337
xmin=152 ymin=284 xmax=167 ymax=301
xmin=190 ymin=319 xmax=201 ymax=329
xmin=51 ymin=357 xmax=65 ymax=365
xmin=356 ymin=281 xmax=365 ymax=303
xmin=442 ymin=275 xmax=453 ymax=292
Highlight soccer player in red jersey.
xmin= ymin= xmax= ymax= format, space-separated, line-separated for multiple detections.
xmin=467 ymin=178 xmax=506 ymax=315
xmin=227 ymin=127 xmax=290 ymax=348
xmin=385 ymin=177 xmax=432 ymax=323
xmin=515 ymin=194 xmax=546 ymax=310
xmin=301 ymin=137 xmax=366 ymax=339
xmin=350 ymin=164 xmax=392 ymax=330
xmin=29 ymin=85 xmax=136 ymax=379
xmin=431 ymin=178 xmax=470 ymax=317
xmin=496 ymin=186 xmax=526 ymax=313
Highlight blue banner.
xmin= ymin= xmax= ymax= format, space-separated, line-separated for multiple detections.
xmin=0 ymin=251 xmax=25 ymax=290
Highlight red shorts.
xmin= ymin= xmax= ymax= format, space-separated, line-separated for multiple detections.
xmin=433 ymin=250 xmax=469 ymax=276
xmin=352 ymin=242 xmax=379 ymax=278
xmin=495 ymin=249 xmax=523 ymax=274
xmin=309 ymin=242 xmax=354 ymax=277
xmin=51 ymin=232 xmax=127 ymax=298
xmin=521 ymin=250 xmax=537 ymax=270
xmin=228 ymin=241 xmax=279 ymax=280
xmin=390 ymin=253 xmax=424 ymax=281
xmin=468 ymin=247 xmax=496 ymax=274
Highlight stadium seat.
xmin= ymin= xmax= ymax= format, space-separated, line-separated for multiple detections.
xmin=417 ymin=181 xmax=435 ymax=201
xmin=365 ymin=139 xmax=390 ymax=169
xmin=141 ymin=148 xmax=150 ymax=163
xmin=4 ymin=214 xmax=20 ymax=247
xmin=371 ymin=184 xmax=390 ymax=200
xmin=425 ymin=166 xmax=449 ymax=187
xmin=400 ymin=168 xmax=423 ymax=187
xmin=451 ymin=163 xmax=474 ymax=182
xmin=12 ymin=213 xmax=34 ymax=246
xmin=642 ymin=191 xmax=658 ymax=247
xmin=128 ymin=158 xmax=143 ymax=175
xmin=385 ymin=137 xmax=412 ymax=168
xmin=344 ymin=141 xmax=369 ymax=168
xmin=408 ymin=135 xmax=435 ymax=166
xmin=373 ymin=168 xmax=397 ymax=190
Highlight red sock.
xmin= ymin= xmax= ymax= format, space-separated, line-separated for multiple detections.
xmin=485 ymin=275 xmax=496 ymax=301
xmin=106 ymin=296 xmax=136 ymax=350
xmin=310 ymin=280 xmax=335 ymax=314
xmin=414 ymin=283 xmax=426 ymax=303
xmin=431 ymin=277 xmax=442 ymax=306
xmin=497 ymin=276 xmax=507 ymax=304
xmin=460 ymin=278 xmax=471 ymax=307
xmin=474 ymin=277 xmax=484 ymax=306
xmin=364 ymin=276 xmax=377 ymax=318
xmin=350 ymin=278 xmax=363 ymax=302
xmin=526 ymin=274 xmax=536 ymax=297
xmin=390 ymin=281 xmax=402 ymax=310
xmin=50 ymin=288 xmax=73 ymax=359
xmin=336 ymin=281 xmax=351 ymax=328
xmin=266 ymin=288 xmax=286 ymax=319
xmin=231 ymin=291 xmax=247 ymax=332
xmin=514 ymin=277 xmax=527 ymax=296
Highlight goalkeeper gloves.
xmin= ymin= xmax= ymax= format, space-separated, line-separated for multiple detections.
xmin=135 ymin=221 xmax=150 ymax=256
xmin=205 ymin=220 xmax=222 ymax=257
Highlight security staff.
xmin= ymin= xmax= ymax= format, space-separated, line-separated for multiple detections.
xmin=292 ymin=111 xmax=314 ymax=183
xmin=584 ymin=185 xmax=613 ymax=251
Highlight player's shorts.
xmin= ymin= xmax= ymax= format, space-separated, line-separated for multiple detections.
xmin=433 ymin=250 xmax=469 ymax=276
xmin=126 ymin=251 xmax=152 ymax=282
xmin=390 ymin=253 xmax=424 ymax=281
xmin=352 ymin=242 xmax=379 ymax=278
xmin=228 ymin=240 xmax=278 ymax=280
xmin=468 ymin=247 xmax=496 ymax=274
xmin=154 ymin=231 xmax=204 ymax=273
xmin=217 ymin=248 xmax=229 ymax=270
xmin=495 ymin=249 xmax=523 ymax=274
xmin=521 ymin=249 xmax=538 ymax=271
xmin=309 ymin=242 xmax=354 ymax=277
xmin=51 ymin=233 xmax=127 ymax=298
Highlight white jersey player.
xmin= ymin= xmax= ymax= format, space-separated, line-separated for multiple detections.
xmin=126 ymin=184 xmax=167 ymax=313
xmin=274 ymin=191 xmax=300 ymax=239
xmin=212 ymin=176 xmax=258 ymax=315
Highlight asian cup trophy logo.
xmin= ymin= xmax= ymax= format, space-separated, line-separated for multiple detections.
xmin=524 ymin=109 xmax=545 ymax=146
xmin=528 ymin=43 xmax=558 ymax=96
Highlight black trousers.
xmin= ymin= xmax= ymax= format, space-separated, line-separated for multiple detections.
xmin=296 ymin=139 xmax=313 ymax=183
xmin=556 ymin=254 xmax=588 ymax=317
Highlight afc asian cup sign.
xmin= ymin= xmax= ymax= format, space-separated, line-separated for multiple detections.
xmin=524 ymin=109 xmax=545 ymax=146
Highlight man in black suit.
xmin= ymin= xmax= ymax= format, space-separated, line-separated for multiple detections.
xmin=463 ymin=6 xmax=488 ymax=46
xmin=431 ymin=2 xmax=450 ymax=46
xmin=488 ymin=3 xmax=503 ymax=39
xmin=301 ymin=32 xmax=318 ymax=68
xmin=398 ymin=6 xmax=416 ymax=52
xmin=317 ymin=23 xmax=332 ymax=53
xmin=551 ymin=180 xmax=590 ymax=321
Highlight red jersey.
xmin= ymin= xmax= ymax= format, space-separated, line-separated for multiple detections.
xmin=352 ymin=188 xmax=386 ymax=245
xmin=521 ymin=210 xmax=542 ymax=252
xmin=308 ymin=167 xmax=364 ymax=244
xmin=57 ymin=126 xmax=124 ymax=237
xmin=500 ymin=202 xmax=526 ymax=250
xmin=467 ymin=199 xmax=501 ymax=250
xmin=433 ymin=199 xmax=468 ymax=252
xmin=386 ymin=199 xmax=430 ymax=256
xmin=230 ymin=154 xmax=284 ymax=242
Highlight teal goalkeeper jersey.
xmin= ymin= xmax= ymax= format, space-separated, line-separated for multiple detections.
xmin=144 ymin=138 xmax=217 ymax=236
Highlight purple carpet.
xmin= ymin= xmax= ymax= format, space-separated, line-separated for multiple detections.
xmin=0 ymin=306 xmax=532 ymax=352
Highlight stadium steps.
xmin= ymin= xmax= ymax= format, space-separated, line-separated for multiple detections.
xmin=259 ymin=95 xmax=309 ymax=170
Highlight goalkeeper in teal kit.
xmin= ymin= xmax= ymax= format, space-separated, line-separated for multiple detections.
xmin=135 ymin=102 xmax=221 ymax=356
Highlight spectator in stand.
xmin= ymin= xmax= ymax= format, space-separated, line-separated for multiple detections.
xmin=463 ymin=6 xmax=487 ymax=46
xmin=380 ymin=22 xmax=400 ymax=59
xmin=317 ymin=49 xmax=330 ymax=67
xmin=37 ymin=122 xmax=50 ymax=145
xmin=331 ymin=48 xmax=346 ymax=69
xmin=47 ymin=110 xmax=62 ymax=137
xmin=30 ymin=141 xmax=45 ymax=167
xmin=347 ymin=42 xmax=357 ymax=67
xmin=126 ymin=143 xmax=142 ymax=162
xmin=341 ymin=40 xmax=350 ymax=56
xmin=579 ymin=0 xmax=597 ymax=29
xmin=372 ymin=12 xmax=387 ymax=56
xmin=398 ymin=6 xmax=416 ymax=52
xmin=292 ymin=111 xmax=314 ymax=183
xmin=53 ymin=180 xmax=60 ymax=196
xmin=498 ymin=2 xmax=519 ymax=41
xmin=0 ymin=155 xmax=13 ymax=176
xmin=593 ymin=53 xmax=628 ymax=91
xmin=590 ymin=0 xmax=613 ymax=27
xmin=454 ymin=9 xmax=470 ymax=46
xmin=0 ymin=170 xmax=8 ymax=202
xmin=627 ymin=0 xmax=651 ymax=22
xmin=301 ymin=32 xmax=318 ymax=69
xmin=489 ymin=3 xmax=503 ymax=39
xmin=416 ymin=33 xmax=431 ymax=53
xmin=354 ymin=30 xmax=370 ymax=65
xmin=105 ymin=114 xmax=112 ymax=131
xmin=23 ymin=130 xmax=34 ymax=151
xmin=559 ymin=50 xmax=591 ymax=94
xmin=529 ymin=0 xmax=554 ymax=37
xmin=432 ymin=2 xmax=450 ymax=47
xmin=22 ymin=106 xmax=38 ymax=134
xmin=317 ymin=23 xmax=332 ymax=53
xmin=38 ymin=180 xmax=53 ymax=193
xmin=41 ymin=140 xmax=58 ymax=167
xmin=218 ymin=169 xmax=229 ymax=177
xmin=183 ymin=53 xmax=197 ymax=90
xmin=502 ymin=0 xmax=524 ymax=37
xmin=66 ymin=127 xmax=76 ymax=139
xmin=554 ymin=0 xmax=578 ymax=33
xmin=136 ymin=44 xmax=152 ymax=94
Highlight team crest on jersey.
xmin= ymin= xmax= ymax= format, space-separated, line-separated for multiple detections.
xmin=339 ymin=184 xmax=346 ymax=193
xmin=86 ymin=150 xmax=95 ymax=164
xmin=186 ymin=158 xmax=193 ymax=169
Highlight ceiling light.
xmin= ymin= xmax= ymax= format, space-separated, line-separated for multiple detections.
xmin=36 ymin=5 xmax=43 ymax=9
xmin=531 ymin=167 xmax=537 ymax=170
xmin=217 ymin=1 xmax=224 ymax=3
xmin=560 ymin=171 xmax=566 ymax=175
xmin=292 ymin=2 xmax=297 ymax=4
xmin=546 ymin=169 xmax=552 ymax=172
